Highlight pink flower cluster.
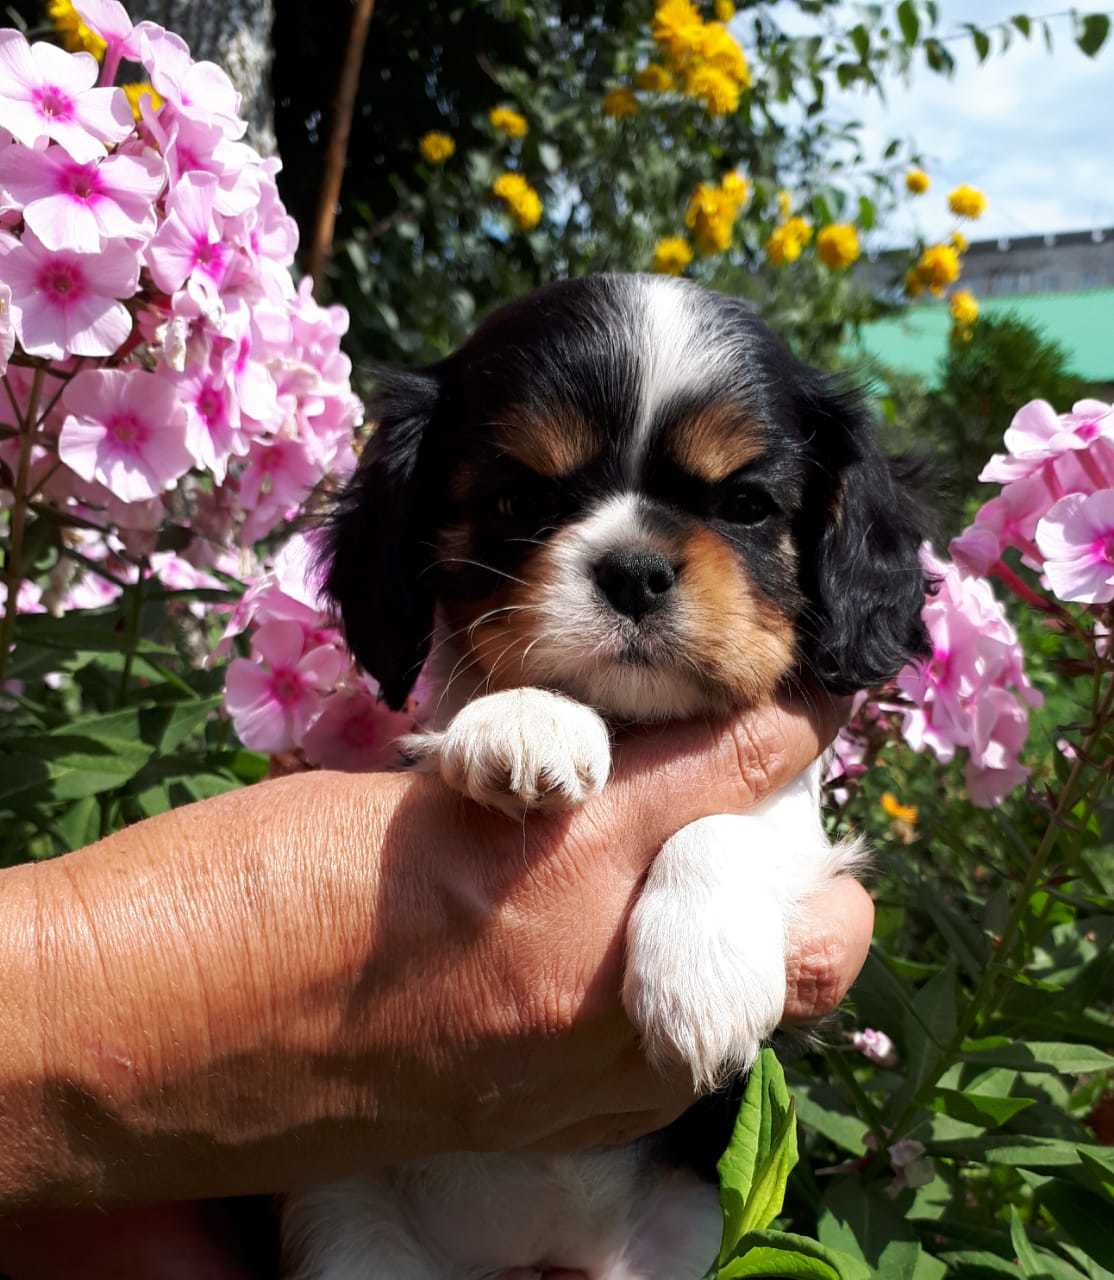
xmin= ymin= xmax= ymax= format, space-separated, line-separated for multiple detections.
xmin=898 ymin=548 xmax=1041 ymax=807
xmin=221 ymin=534 xmax=418 ymax=769
xmin=952 ymin=398 xmax=1114 ymax=604
xmin=0 ymin=0 xmax=360 ymax=616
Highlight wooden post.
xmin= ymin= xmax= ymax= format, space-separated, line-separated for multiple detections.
xmin=306 ymin=0 xmax=376 ymax=296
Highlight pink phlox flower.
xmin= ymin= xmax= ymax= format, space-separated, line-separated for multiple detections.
xmin=150 ymin=112 xmax=261 ymax=217
xmin=215 ymin=531 xmax=328 ymax=657
xmin=0 ymin=31 xmax=131 ymax=163
xmin=238 ymin=434 xmax=323 ymax=544
xmin=949 ymin=522 xmax=1001 ymax=577
xmin=0 ymin=144 xmax=164 ymax=253
xmin=302 ymin=686 xmax=415 ymax=772
xmin=58 ymin=531 xmax=135 ymax=610
xmin=131 ymin=21 xmax=244 ymax=140
xmin=1035 ymin=489 xmax=1114 ymax=604
xmin=173 ymin=364 xmax=246 ymax=483
xmin=146 ymin=172 xmax=230 ymax=296
xmin=981 ymin=398 xmax=1114 ymax=484
xmin=897 ymin=548 xmax=1036 ymax=806
xmin=225 ymin=619 xmax=345 ymax=753
xmin=3 ymin=228 xmax=139 ymax=358
xmin=149 ymin=550 xmax=223 ymax=617
xmin=74 ymin=0 xmax=138 ymax=54
xmin=0 ymin=576 xmax=45 ymax=614
xmin=0 ymin=281 xmax=13 ymax=376
xmin=851 ymin=1028 xmax=898 ymax=1068
xmin=59 ymin=368 xmax=191 ymax=503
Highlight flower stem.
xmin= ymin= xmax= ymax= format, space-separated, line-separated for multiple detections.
xmin=0 ymin=367 xmax=45 ymax=685
xmin=118 ymin=569 xmax=145 ymax=705
xmin=991 ymin=560 xmax=1059 ymax=615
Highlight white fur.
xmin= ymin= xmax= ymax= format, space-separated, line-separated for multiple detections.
xmin=284 ymin=1148 xmax=720 ymax=1280
xmin=624 ymin=761 xmax=865 ymax=1091
xmin=399 ymin=688 xmax=612 ymax=818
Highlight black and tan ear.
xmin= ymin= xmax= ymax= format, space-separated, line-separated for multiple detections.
xmin=796 ymin=377 xmax=934 ymax=694
xmin=319 ymin=367 xmax=440 ymax=710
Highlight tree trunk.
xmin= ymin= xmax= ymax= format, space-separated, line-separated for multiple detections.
xmin=125 ymin=0 xmax=276 ymax=154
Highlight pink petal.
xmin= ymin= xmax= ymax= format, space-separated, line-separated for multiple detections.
xmin=74 ymin=0 xmax=134 ymax=43
xmin=225 ymin=659 xmax=271 ymax=715
xmin=298 ymin=644 xmax=346 ymax=690
xmin=25 ymin=193 xmax=103 ymax=253
xmin=81 ymin=241 xmax=140 ymax=298
xmin=40 ymin=118 xmax=106 ymax=166
xmin=0 ymin=30 xmax=39 ymax=94
xmin=253 ymin=619 xmax=305 ymax=669
xmin=0 ymin=98 xmax=54 ymax=151
xmin=63 ymin=294 xmax=132 ymax=358
xmin=57 ymin=413 xmax=108 ymax=482
xmin=73 ymin=87 xmax=134 ymax=148
xmin=145 ymin=209 xmax=199 ymax=293
xmin=29 ymin=42 xmax=99 ymax=95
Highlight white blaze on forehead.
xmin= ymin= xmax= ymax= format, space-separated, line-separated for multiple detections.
xmin=628 ymin=276 xmax=719 ymax=478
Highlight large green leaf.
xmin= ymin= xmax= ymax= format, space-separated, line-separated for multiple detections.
xmin=1039 ymin=1181 xmax=1114 ymax=1271
xmin=819 ymin=1178 xmax=945 ymax=1280
xmin=960 ymin=1040 xmax=1114 ymax=1076
xmin=718 ymin=1230 xmax=870 ymax=1280
xmin=930 ymin=1086 xmax=1036 ymax=1129
xmin=1077 ymin=14 xmax=1111 ymax=57
xmin=717 ymin=1050 xmax=798 ymax=1263
xmin=0 ymin=711 xmax=156 ymax=805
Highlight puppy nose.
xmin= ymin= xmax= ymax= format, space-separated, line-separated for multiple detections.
xmin=593 ymin=550 xmax=676 ymax=621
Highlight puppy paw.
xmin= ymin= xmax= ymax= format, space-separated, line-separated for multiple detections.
xmin=401 ymin=688 xmax=611 ymax=818
xmin=623 ymin=815 xmax=788 ymax=1092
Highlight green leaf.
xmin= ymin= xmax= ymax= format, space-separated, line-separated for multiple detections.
xmin=927 ymin=1136 xmax=1108 ymax=1171
xmin=719 ymin=1230 xmax=870 ymax=1280
xmin=960 ymin=1039 xmax=1114 ymax=1076
xmin=1039 ymin=1181 xmax=1114 ymax=1270
xmin=0 ymin=714 xmax=155 ymax=805
xmin=819 ymin=1177 xmax=942 ymax=1280
xmin=793 ymin=1081 xmax=869 ymax=1156
xmin=717 ymin=1050 xmax=798 ymax=1263
xmin=967 ymin=24 xmax=991 ymax=62
xmin=139 ymin=695 xmax=222 ymax=754
xmin=1079 ymin=1148 xmax=1114 ymax=1202
xmin=1011 ymin=15 xmax=1032 ymax=38
xmin=930 ymin=1086 xmax=1036 ymax=1129
xmin=1077 ymin=14 xmax=1111 ymax=57
xmin=896 ymin=1 xmax=919 ymax=45
xmin=938 ymin=1250 xmax=1026 ymax=1277
xmin=1009 ymin=1208 xmax=1043 ymax=1278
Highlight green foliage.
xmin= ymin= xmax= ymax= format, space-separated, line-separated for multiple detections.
xmin=0 ymin=584 xmax=265 ymax=865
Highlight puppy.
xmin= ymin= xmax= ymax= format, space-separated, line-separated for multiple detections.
xmin=283 ymin=274 xmax=930 ymax=1279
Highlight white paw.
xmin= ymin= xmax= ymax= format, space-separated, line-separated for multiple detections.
xmin=400 ymin=688 xmax=611 ymax=819
xmin=623 ymin=815 xmax=790 ymax=1092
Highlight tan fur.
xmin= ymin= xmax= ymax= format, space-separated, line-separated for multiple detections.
xmin=669 ymin=403 xmax=764 ymax=483
xmin=494 ymin=410 xmax=601 ymax=477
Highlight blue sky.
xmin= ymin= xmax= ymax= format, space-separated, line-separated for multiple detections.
xmin=775 ymin=0 xmax=1114 ymax=247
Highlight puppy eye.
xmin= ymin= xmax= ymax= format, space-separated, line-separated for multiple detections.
xmin=720 ymin=485 xmax=777 ymax=526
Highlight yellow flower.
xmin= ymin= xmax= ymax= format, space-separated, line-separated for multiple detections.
xmin=489 ymin=106 xmax=528 ymax=139
xmin=48 ymin=0 xmax=106 ymax=58
xmin=419 ymin=131 xmax=456 ymax=165
xmin=492 ymin=172 xmax=543 ymax=231
xmin=904 ymin=267 xmax=925 ymax=299
xmin=881 ymin=792 xmax=918 ymax=825
xmin=950 ymin=289 xmax=979 ymax=328
xmin=950 ymin=230 xmax=969 ymax=254
xmin=915 ymin=242 xmax=961 ymax=295
xmin=948 ymin=184 xmax=987 ymax=220
xmin=683 ymin=63 xmax=739 ymax=115
xmin=653 ymin=0 xmax=705 ymax=64
xmin=652 ymin=236 xmax=694 ymax=275
xmin=714 ymin=0 xmax=736 ymax=19
xmin=720 ymin=170 xmax=750 ymax=211
xmin=777 ymin=189 xmax=793 ymax=221
xmin=905 ymin=168 xmax=930 ymax=195
xmin=122 ymin=82 xmax=164 ymax=121
xmin=635 ymin=63 xmax=675 ymax=92
xmin=694 ymin=22 xmax=751 ymax=88
xmin=602 ymin=87 xmax=640 ymax=118
xmin=816 ymin=223 xmax=860 ymax=270
xmin=684 ymin=172 xmax=747 ymax=256
xmin=765 ymin=215 xmax=812 ymax=267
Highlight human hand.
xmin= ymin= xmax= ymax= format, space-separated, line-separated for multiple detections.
xmin=3 ymin=694 xmax=869 ymax=1213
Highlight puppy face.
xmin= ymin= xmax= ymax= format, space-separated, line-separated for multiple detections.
xmin=324 ymin=275 xmax=931 ymax=717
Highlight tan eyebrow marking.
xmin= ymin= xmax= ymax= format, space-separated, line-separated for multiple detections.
xmin=493 ymin=409 xmax=602 ymax=478
xmin=668 ymin=403 xmax=765 ymax=483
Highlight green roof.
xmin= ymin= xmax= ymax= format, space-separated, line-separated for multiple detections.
xmin=855 ymin=288 xmax=1114 ymax=384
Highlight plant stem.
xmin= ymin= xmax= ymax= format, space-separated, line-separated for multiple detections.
xmin=0 ymin=367 xmax=45 ymax=685
xmin=824 ymin=1048 xmax=891 ymax=1154
xmin=118 ymin=570 xmax=146 ymax=705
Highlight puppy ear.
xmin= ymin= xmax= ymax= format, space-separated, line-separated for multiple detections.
xmin=797 ymin=379 xmax=933 ymax=694
xmin=320 ymin=367 xmax=439 ymax=710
